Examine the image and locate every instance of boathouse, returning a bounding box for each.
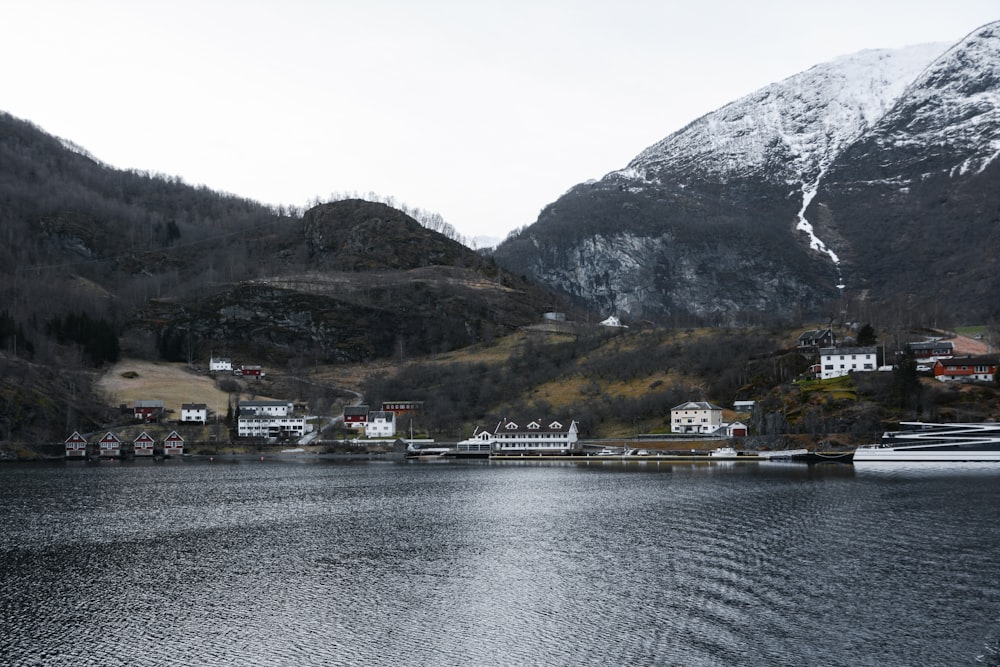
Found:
[99,432,122,458]
[163,431,184,457]
[65,431,88,458]
[134,431,155,456]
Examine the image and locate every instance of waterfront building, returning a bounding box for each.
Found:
[671,401,724,434]
[487,418,581,454]
[64,431,87,458]
[99,432,122,458]
[163,431,184,457]
[134,431,155,456]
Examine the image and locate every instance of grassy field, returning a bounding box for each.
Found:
[96,359,276,420]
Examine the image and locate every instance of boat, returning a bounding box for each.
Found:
[710,446,740,458]
[854,422,1000,462]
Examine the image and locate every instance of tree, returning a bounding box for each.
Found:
[857,323,877,346]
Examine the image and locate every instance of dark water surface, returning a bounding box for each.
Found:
[1,458,999,666]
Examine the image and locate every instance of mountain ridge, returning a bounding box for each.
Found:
[492,22,1000,325]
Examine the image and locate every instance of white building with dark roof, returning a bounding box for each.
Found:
[487,418,580,454]
[671,401,724,434]
[819,347,877,379]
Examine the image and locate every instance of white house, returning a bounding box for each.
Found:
[819,346,877,379]
[180,403,208,424]
[671,402,724,434]
[365,411,396,438]
[488,418,581,454]
[209,356,233,372]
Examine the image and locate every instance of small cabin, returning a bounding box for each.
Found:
[163,431,184,457]
[99,432,122,458]
[134,431,155,457]
[65,431,88,458]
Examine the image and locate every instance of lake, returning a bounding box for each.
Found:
[1,458,999,666]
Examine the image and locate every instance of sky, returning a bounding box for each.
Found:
[2,1,997,244]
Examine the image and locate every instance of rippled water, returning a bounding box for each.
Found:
[2,458,999,666]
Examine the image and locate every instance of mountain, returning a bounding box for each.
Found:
[0,114,567,442]
[492,22,1000,326]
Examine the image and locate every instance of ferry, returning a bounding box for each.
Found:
[854,422,1000,462]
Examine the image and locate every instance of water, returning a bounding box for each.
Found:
[1,458,999,666]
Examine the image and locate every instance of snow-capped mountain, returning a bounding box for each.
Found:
[493,21,1000,325]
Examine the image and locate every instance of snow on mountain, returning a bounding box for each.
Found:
[863,21,1000,177]
[622,43,948,186]
[494,23,1000,323]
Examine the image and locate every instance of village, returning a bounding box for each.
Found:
[60,328,1000,460]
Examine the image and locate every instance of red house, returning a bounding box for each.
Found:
[134,431,155,457]
[235,365,265,378]
[344,405,369,430]
[65,431,88,458]
[133,400,164,422]
[99,432,122,458]
[381,401,422,416]
[933,356,999,383]
[163,431,184,457]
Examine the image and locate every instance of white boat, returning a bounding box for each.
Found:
[710,446,740,458]
[854,422,1000,462]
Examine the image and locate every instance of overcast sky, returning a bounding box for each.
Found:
[2,1,997,242]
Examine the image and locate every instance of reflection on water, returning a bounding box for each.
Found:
[1,459,998,666]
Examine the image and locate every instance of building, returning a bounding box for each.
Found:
[381,401,422,417]
[239,400,293,417]
[933,356,999,383]
[98,432,122,458]
[797,328,836,351]
[671,402,724,434]
[907,340,954,363]
[237,415,307,439]
[728,421,748,437]
[180,403,208,424]
[235,365,265,378]
[163,431,184,457]
[209,356,233,372]
[133,399,164,422]
[365,411,396,438]
[733,400,755,415]
[819,347,878,379]
[488,418,581,454]
[134,431,155,457]
[343,405,369,430]
[64,431,87,458]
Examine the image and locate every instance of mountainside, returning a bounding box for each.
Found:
[0,115,566,442]
[493,22,1000,325]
